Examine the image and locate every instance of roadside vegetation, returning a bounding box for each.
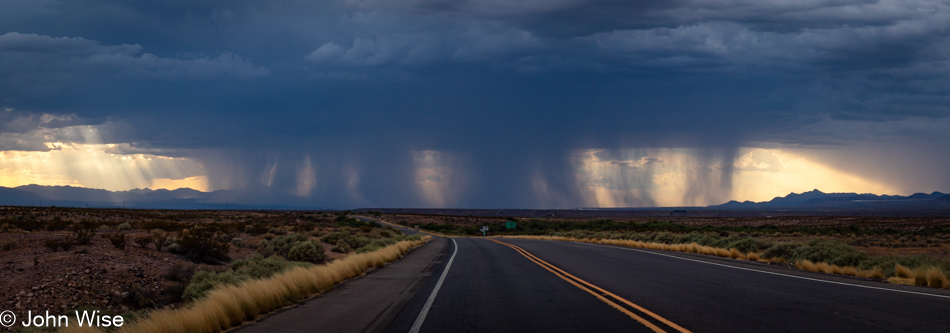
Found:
[395,215,950,290]
[61,237,428,333]
[0,207,424,331]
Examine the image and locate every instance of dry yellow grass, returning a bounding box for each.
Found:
[792,259,887,279]
[924,267,948,289]
[61,237,429,333]
[501,236,760,262]
[895,264,914,279]
[796,260,819,272]
[747,252,761,262]
[887,276,915,285]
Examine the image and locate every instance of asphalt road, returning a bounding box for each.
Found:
[236,217,950,332]
[388,237,950,333]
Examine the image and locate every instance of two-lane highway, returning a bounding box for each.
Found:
[388,237,650,333]
[390,236,950,332]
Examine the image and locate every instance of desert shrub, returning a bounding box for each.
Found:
[726,238,758,254]
[103,232,127,250]
[332,240,353,253]
[346,236,371,249]
[320,231,350,244]
[792,239,868,267]
[260,233,326,263]
[150,230,167,251]
[260,233,307,256]
[46,217,71,231]
[70,221,98,245]
[245,223,269,235]
[175,224,231,264]
[134,236,152,248]
[754,238,774,250]
[158,263,192,305]
[673,232,705,244]
[0,238,16,251]
[652,232,676,244]
[762,242,800,260]
[43,237,74,252]
[367,228,393,239]
[287,242,326,263]
[231,237,245,248]
[117,222,132,231]
[167,243,181,253]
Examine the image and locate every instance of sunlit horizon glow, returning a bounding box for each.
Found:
[571,148,901,208]
[0,142,210,192]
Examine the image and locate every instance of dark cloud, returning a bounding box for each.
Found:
[0,0,948,207]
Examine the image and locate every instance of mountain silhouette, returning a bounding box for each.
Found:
[0,184,318,209]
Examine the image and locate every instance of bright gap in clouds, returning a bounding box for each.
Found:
[571,148,899,208]
[0,143,210,192]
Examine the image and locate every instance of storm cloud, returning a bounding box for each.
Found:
[1,0,948,208]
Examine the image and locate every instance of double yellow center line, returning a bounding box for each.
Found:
[487,239,691,333]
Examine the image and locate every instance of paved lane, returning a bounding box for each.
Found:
[501,238,950,332]
[389,237,650,333]
[389,237,950,333]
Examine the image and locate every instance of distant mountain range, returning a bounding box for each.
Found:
[2,185,949,211]
[0,184,317,210]
[711,189,950,209]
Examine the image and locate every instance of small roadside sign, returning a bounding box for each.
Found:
[480,226,489,236]
[505,221,516,229]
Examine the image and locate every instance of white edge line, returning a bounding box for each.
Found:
[559,240,950,300]
[409,238,458,333]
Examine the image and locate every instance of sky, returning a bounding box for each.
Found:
[1,0,949,208]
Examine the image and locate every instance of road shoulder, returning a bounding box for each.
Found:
[233,237,450,333]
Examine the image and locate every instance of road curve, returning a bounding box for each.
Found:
[388,237,950,333]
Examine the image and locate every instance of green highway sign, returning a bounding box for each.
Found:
[505,221,516,229]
